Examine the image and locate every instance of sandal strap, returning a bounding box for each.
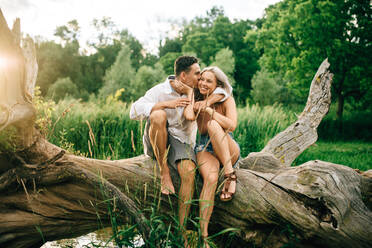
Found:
[224,171,237,181]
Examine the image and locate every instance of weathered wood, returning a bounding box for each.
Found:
[261,59,333,166]
[0,10,371,248]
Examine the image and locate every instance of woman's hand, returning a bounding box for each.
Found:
[205,106,214,117]
[171,79,193,95]
[193,100,208,112]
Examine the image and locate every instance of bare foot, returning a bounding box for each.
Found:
[161,172,175,195]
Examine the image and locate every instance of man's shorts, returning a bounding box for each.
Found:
[143,120,197,173]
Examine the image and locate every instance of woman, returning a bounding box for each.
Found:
[184,66,240,246]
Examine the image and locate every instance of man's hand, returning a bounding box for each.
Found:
[165,98,190,109]
[172,79,193,95]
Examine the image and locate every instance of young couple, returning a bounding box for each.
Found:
[130,56,240,247]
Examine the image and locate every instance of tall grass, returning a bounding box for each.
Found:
[235,103,296,156]
[48,100,371,170]
[49,101,298,159]
[49,99,144,159]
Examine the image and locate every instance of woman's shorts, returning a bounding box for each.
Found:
[194,132,241,169]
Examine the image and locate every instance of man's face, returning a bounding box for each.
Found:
[183,63,201,88]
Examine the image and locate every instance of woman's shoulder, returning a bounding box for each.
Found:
[223,96,235,105]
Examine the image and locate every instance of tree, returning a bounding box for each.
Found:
[155,7,261,104]
[250,69,281,106]
[35,41,65,95]
[46,77,79,102]
[118,29,145,71]
[158,37,183,58]
[254,0,372,121]
[210,48,236,86]
[54,19,80,45]
[158,52,182,75]
[130,63,166,100]
[98,44,135,100]
[182,31,223,65]
[35,40,82,96]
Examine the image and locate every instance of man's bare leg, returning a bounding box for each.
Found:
[197,151,219,248]
[177,159,196,247]
[149,110,175,195]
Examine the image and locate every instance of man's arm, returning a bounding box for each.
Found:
[129,89,157,120]
[130,83,191,120]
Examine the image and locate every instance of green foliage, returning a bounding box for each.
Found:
[293,141,372,171]
[36,41,68,95]
[250,69,282,106]
[158,52,182,75]
[130,63,166,100]
[46,77,79,102]
[235,104,297,156]
[34,86,56,136]
[54,19,80,44]
[182,31,223,65]
[158,38,183,58]
[210,48,235,86]
[49,99,143,160]
[99,45,135,100]
[254,0,372,119]
[0,126,17,152]
[79,42,122,95]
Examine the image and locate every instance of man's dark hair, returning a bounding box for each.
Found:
[174,56,198,76]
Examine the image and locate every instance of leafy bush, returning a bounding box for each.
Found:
[46,77,78,102]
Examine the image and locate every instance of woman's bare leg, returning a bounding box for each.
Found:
[207,120,239,200]
[197,151,220,248]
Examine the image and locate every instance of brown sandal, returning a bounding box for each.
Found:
[220,171,237,202]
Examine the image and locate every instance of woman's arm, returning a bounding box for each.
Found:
[183,88,196,121]
[205,97,237,132]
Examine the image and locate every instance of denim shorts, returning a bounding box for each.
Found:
[194,132,241,169]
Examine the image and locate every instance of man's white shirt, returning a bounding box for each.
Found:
[130,76,229,148]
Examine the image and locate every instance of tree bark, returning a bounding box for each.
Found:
[0,10,371,248]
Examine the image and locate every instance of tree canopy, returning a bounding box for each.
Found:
[31,3,371,122]
[252,0,372,119]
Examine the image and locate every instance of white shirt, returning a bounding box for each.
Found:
[130,76,229,147]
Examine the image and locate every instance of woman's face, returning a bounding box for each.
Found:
[198,71,217,96]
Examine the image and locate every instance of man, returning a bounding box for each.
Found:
[129,56,228,237]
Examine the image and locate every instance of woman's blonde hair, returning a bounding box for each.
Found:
[201,66,233,95]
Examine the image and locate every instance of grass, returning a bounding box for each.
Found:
[293,141,372,171]
[46,99,371,170]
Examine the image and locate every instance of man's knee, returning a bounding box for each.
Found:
[204,172,218,185]
[150,110,167,127]
[178,160,196,182]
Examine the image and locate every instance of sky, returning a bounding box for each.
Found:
[1,0,281,53]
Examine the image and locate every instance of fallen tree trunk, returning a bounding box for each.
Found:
[0,10,371,248]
